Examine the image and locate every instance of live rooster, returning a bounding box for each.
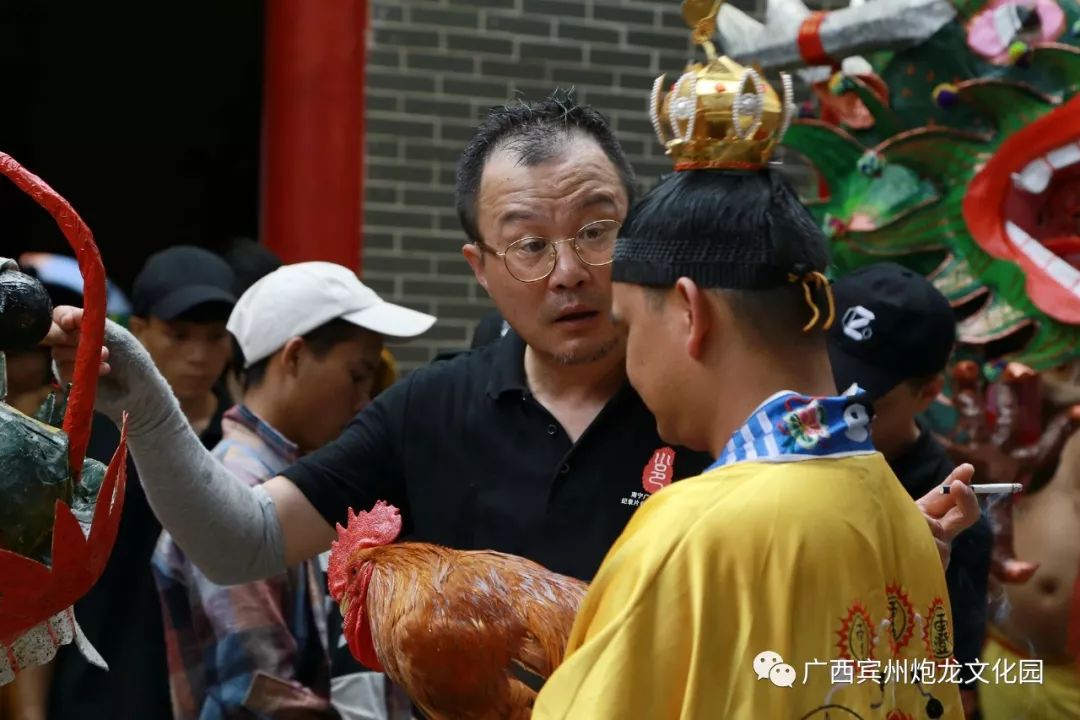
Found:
[327,501,587,720]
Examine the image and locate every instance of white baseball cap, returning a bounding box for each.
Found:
[227,261,437,367]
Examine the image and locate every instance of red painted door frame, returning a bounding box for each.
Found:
[260,0,367,272]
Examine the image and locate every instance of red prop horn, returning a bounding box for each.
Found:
[0,151,128,647]
[0,152,104,482]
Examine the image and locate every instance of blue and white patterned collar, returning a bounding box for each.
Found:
[708,389,876,470]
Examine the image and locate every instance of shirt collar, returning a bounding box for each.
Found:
[709,389,876,470]
[485,330,529,398]
[223,404,299,464]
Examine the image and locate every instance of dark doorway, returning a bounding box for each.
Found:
[0,1,265,294]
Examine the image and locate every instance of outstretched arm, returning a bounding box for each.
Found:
[45,306,334,582]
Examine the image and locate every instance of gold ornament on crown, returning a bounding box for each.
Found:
[650,0,795,171]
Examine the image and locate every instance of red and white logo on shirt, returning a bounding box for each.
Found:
[642,446,675,493]
[621,447,676,508]
[639,444,673,496]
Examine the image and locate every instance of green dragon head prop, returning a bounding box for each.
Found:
[0,153,130,685]
[719,0,1080,371]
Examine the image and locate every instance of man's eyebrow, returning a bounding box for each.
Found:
[497,209,536,227]
[495,193,616,231]
[579,193,617,210]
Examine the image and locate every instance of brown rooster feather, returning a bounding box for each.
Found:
[327,501,587,720]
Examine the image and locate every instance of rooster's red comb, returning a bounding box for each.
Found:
[327,501,402,601]
[333,500,403,548]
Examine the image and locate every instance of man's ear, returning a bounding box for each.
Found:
[674,277,711,360]
[279,337,306,378]
[462,243,489,294]
[915,374,945,412]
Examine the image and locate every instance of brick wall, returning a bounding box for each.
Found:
[363,0,842,371]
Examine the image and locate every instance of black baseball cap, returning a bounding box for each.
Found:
[132,246,237,320]
[827,262,957,401]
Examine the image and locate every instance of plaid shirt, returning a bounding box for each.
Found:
[153,405,338,719]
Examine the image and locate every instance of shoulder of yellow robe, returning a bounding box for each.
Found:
[598,453,920,577]
[534,455,963,720]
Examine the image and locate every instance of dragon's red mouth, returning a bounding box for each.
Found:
[964,93,1080,324]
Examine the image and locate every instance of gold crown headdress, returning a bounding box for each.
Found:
[650,0,796,171]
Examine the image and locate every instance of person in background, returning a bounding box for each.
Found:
[217,237,283,403]
[17,252,132,323]
[220,236,285,295]
[826,262,993,717]
[125,246,236,438]
[322,326,414,720]
[221,237,413,718]
[152,261,434,720]
[47,246,237,720]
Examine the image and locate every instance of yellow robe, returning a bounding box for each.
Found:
[534,454,963,719]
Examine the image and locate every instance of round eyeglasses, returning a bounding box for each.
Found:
[479,219,620,283]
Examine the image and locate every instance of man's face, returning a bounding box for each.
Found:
[289,328,383,453]
[612,282,689,446]
[131,315,231,402]
[463,135,629,365]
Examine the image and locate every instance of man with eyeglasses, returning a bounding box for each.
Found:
[44,89,712,594]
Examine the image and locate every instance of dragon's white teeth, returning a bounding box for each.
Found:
[1005,222,1080,297]
[1045,143,1080,170]
[1024,238,1055,269]
[1012,158,1053,194]
[1047,257,1080,292]
[1011,143,1080,194]
[1005,220,1033,248]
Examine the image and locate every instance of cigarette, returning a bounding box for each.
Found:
[940,483,1023,495]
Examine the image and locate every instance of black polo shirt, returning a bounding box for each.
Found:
[283,331,712,581]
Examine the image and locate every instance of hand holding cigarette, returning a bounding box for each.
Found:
[916,464,981,571]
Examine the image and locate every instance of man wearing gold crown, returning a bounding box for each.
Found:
[533,4,971,718]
